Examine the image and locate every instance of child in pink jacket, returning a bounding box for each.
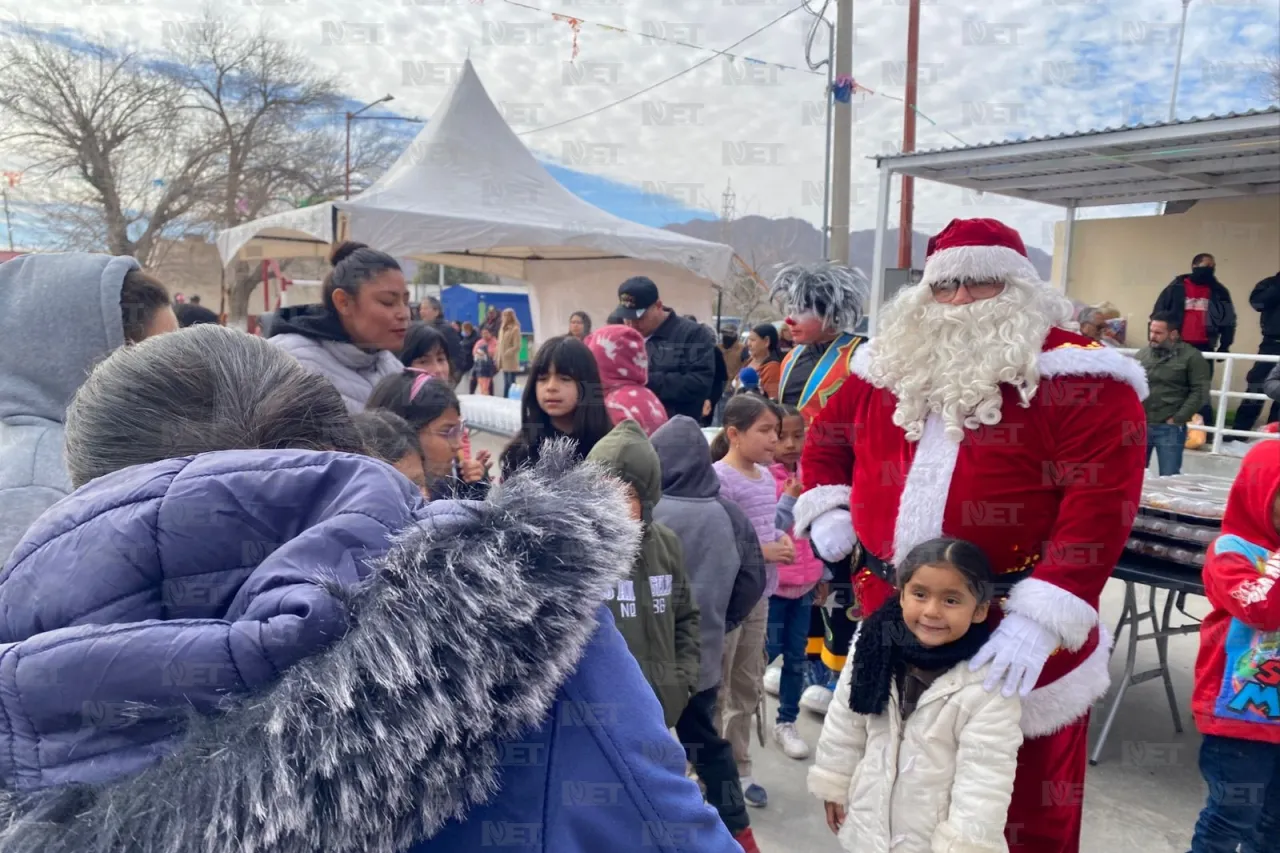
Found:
[585,325,669,436]
[766,404,827,761]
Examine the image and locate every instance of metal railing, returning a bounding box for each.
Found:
[1117,348,1279,454]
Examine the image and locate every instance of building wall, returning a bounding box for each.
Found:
[145,237,329,314]
[1052,195,1280,394]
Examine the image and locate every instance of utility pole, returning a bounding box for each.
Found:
[717,180,736,333]
[801,1,835,259]
[829,0,853,264]
[896,0,921,269]
[1161,0,1193,214]
[345,94,395,199]
[1169,0,1193,122]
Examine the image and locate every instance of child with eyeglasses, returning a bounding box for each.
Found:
[368,370,491,500]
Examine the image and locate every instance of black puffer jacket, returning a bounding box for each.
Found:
[645,309,718,421]
[1250,273,1280,339]
[1152,274,1237,351]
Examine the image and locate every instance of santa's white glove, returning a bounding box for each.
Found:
[809,509,855,562]
[969,613,1058,698]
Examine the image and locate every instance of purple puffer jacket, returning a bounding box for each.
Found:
[0,445,739,853]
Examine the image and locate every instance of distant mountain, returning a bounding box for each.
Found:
[662,215,1052,280]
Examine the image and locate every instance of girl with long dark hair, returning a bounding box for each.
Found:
[499,335,614,478]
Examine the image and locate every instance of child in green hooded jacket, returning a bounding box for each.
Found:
[587,419,700,727]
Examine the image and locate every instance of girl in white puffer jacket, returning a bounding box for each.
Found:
[808,538,1023,853]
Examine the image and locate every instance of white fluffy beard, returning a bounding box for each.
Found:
[866,277,1074,443]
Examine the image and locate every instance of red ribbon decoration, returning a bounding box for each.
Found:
[552,13,582,59]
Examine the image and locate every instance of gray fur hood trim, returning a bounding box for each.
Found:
[0,440,640,853]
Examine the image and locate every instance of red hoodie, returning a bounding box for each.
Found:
[585,326,669,437]
[1193,440,1280,742]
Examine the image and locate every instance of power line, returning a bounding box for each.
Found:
[516,3,807,136]
[502,0,823,76]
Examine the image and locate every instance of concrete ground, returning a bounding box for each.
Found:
[746,577,1210,853]
[470,429,1213,852]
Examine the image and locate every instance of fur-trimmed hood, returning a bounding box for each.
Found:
[0,441,652,853]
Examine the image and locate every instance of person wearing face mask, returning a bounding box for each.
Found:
[1153,252,1237,424]
[1137,311,1211,476]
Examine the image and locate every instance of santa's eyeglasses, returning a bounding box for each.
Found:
[928,279,1004,302]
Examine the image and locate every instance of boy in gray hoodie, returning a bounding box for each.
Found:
[0,253,175,564]
[651,415,766,851]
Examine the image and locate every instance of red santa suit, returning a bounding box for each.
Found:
[794,220,1148,853]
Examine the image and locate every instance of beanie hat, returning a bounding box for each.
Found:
[738,366,760,388]
[919,218,1041,290]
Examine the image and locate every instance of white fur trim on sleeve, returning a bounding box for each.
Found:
[1037,344,1149,401]
[793,485,851,538]
[1004,578,1098,652]
[1019,624,1113,738]
[919,244,1040,290]
[850,342,874,381]
[807,765,852,806]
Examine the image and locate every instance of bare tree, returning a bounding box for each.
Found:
[0,28,220,263]
[1265,54,1280,105]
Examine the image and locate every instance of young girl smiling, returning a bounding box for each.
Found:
[810,537,1022,853]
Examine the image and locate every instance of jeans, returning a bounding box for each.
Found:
[1190,734,1280,853]
[765,591,814,725]
[1146,422,1187,476]
[1231,338,1280,436]
[502,371,519,398]
[676,686,749,835]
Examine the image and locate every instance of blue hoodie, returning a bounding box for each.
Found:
[0,443,738,853]
[0,252,136,565]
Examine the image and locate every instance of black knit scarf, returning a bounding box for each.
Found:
[849,597,992,716]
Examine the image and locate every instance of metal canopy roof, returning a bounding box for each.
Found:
[872,108,1280,208]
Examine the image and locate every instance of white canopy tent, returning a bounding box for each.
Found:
[216,60,734,341]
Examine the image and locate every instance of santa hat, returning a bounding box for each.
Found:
[919,218,1041,289]
[769,261,869,332]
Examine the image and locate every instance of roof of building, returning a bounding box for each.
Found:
[873,108,1280,208]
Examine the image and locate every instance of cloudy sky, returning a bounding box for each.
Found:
[2,0,1277,251]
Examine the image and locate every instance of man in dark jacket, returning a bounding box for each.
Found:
[1137,311,1211,476]
[1230,271,1280,438]
[615,276,717,421]
[1152,253,1235,423]
[419,296,463,374]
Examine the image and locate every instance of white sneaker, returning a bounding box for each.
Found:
[773,721,811,760]
[799,684,834,716]
[763,665,781,697]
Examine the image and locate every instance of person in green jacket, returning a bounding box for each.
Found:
[587,419,701,727]
[1137,311,1212,476]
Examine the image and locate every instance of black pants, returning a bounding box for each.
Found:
[816,554,857,672]
[1231,337,1280,436]
[675,686,748,835]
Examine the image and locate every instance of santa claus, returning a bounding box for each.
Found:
[794,218,1147,852]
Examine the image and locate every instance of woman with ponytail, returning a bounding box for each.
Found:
[266,241,410,411]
